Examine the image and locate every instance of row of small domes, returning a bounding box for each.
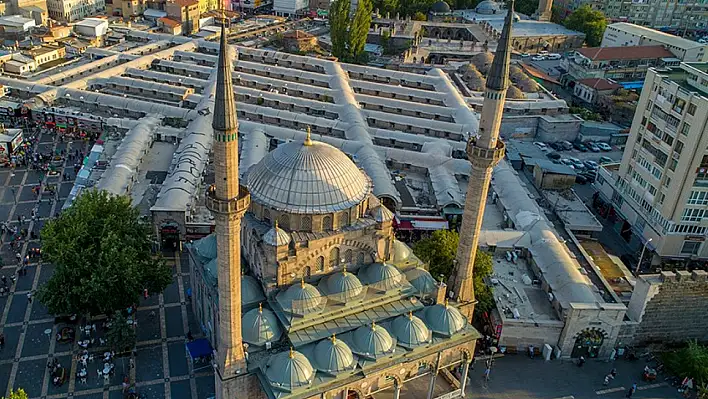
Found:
[261,302,466,390]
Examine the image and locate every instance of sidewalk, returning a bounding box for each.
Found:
[465,355,683,399]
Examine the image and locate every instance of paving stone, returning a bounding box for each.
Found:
[14,358,47,398]
[138,381,165,399]
[136,310,161,342]
[167,342,188,378]
[135,345,163,383]
[195,374,215,399]
[21,321,53,357]
[45,354,72,397]
[163,281,180,305]
[170,380,192,399]
[164,307,184,339]
[6,293,29,324]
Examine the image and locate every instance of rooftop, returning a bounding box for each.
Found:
[487,19,585,37]
[607,22,706,51]
[75,18,108,27]
[575,45,674,61]
[489,256,558,321]
[576,78,622,91]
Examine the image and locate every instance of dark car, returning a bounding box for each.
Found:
[587,142,601,152]
[581,171,597,183]
[550,142,563,151]
[547,152,562,160]
[584,160,599,170]
[560,140,574,150]
[573,142,588,152]
[575,174,588,184]
[599,156,614,164]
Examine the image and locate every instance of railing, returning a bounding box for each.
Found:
[467,139,505,164]
[205,185,250,214]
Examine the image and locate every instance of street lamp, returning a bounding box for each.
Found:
[635,238,653,275]
[484,347,498,382]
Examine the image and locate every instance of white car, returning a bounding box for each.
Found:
[532,55,546,61]
[521,53,531,58]
[533,142,549,151]
[547,53,562,60]
[597,142,612,151]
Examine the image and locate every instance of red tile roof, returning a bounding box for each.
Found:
[576,45,674,61]
[169,0,198,7]
[158,17,181,28]
[577,78,622,91]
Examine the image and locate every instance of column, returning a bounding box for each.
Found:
[426,370,438,399]
[459,361,471,396]
[393,380,401,399]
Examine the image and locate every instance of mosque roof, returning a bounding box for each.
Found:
[246,135,372,215]
[358,262,403,290]
[370,205,394,223]
[431,0,451,13]
[423,301,466,337]
[404,267,438,295]
[351,322,395,357]
[475,0,500,14]
[193,234,217,260]
[265,348,314,390]
[312,335,355,373]
[263,223,291,246]
[242,305,283,345]
[279,280,324,314]
[391,312,431,348]
[323,268,364,301]
[241,275,266,307]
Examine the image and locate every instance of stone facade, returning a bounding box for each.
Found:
[628,270,708,345]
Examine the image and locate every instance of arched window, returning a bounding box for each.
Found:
[304,266,311,278]
[301,216,312,231]
[344,249,353,263]
[329,247,340,268]
[279,214,290,230]
[322,215,333,230]
[263,209,271,224]
[316,256,325,271]
[357,252,365,265]
[339,212,349,227]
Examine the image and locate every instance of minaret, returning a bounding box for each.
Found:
[205,18,251,398]
[449,0,513,320]
[533,0,552,21]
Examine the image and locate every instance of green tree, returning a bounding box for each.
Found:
[106,313,137,353]
[329,0,351,60]
[374,0,399,16]
[515,0,539,16]
[563,4,607,46]
[412,11,427,20]
[37,190,173,317]
[662,340,708,386]
[550,5,564,23]
[412,230,495,316]
[349,0,374,63]
[3,389,28,399]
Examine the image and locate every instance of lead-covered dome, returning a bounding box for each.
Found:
[242,305,283,345]
[359,262,403,290]
[193,234,217,260]
[280,280,323,314]
[431,0,451,13]
[241,275,266,306]
[370,205,394,223]
[405,268,438,295]
[266,348,314,389]
[351,322,394,356]
[423,301,466,337]
[313,335,355,373]
[263,224,291,246]
[392,312,431,348]
[325,268,364,300]
[475,0,500,14]
[246,138,372,214]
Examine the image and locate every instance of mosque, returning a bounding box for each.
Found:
[187,2,518,398]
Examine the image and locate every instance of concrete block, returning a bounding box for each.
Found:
[692,270,708,282]
[542,344,552,361]
[676,270,691,281]
[660,271,676,282]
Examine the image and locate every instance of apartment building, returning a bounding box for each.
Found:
[602,23,708,62]
[164,0,199,34]
[595,62,708,265]
[46,0,105,22]
[561,45,678,88]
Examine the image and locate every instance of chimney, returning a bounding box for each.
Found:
[435,281,447,304]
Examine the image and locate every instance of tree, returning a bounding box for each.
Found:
[349,0,374,63]
[106,313,136,353]
[550,5,564,23]
[374,0,398,16]
[329,0,351,60]
[563,5,607,46]
[412,230,496,316]
[412,11,427,20]
[662,341,708,386]
[3,389,28,399]
[37,190,173,317]
[515,0,539,16]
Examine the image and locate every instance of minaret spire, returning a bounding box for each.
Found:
[448,0,512,320]
[207,12,252,399]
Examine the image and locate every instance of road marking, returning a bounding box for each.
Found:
[638,382,668,390]
[596,387,625,395]
[554,396,575,399]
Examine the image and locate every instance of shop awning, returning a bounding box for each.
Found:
[394,216,448,231]
[186,339,212,359]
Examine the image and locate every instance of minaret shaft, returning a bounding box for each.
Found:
[450,1,514,320]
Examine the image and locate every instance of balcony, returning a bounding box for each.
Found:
[205,185,250,215]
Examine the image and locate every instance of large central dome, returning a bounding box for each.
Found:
[246,138,372,214]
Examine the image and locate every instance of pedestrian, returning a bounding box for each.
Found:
[143,288,148,299]
[26,291,32,303]
[626,383,637,398]
[611,368,617,378]
[2,275,7,286]
[604,375,611,386]
[0,333,5,348]
[577,356,586,367]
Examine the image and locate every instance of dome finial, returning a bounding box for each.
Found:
[371,320,376,329]
[289,347,295,359]
[258,302,263,312]
[331,333,336,343]
[408,311,413,320]
[304,126,313,146]
[342,265,347,275]
[300,277,305,288]
[444,298,449,307]
[274,219,279,229]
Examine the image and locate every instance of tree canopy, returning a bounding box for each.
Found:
[663,340,708,387]
[563,5,607,46]
[106,312,137,353]
[3,389,28,399]
[412,230,495,316]
[514,0,539,16]
[349,0,374,63]
[329,0,351,60]
[37,190,172,316]
[329,0,373,63]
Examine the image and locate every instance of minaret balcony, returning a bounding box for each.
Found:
[467,140,505,169]
[205,185,251,215]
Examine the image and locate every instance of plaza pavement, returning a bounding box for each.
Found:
[0,130,215,399]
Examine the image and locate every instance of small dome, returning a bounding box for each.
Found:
[246,137,372,215]
[431,0,451,13]
[313,335,355,373]
[325,268,364,300]
[352,322,394,356]
[193,234,217,260]
[392,313,431,348]
[241,275,266,306]
[405,268,438,295]
[423,302,466,337]
[281,280,323,314]
[391,240,412,262]
[475,0,500,14]
[266,348,314,389]
[263,224,291,246]
[370,205,394,223]
[359,263,403,290]
[242,305,283,345]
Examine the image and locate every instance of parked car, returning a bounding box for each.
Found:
[549,142,563,151]
[569,157,585,170]
[533,141,549,151]
[532,55,546,61]
[559,140,573,150]
[547,152,562,160]
[586,142,601,152]
[547,53,562,60]
[575,174,588,184]
[597,142,613,151]
[573,142,588,152]
[584,160,599,170]
[599,156,614,164]
[521,53,531,58]
[561,158,574,166]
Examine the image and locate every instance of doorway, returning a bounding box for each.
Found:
[571,328,605,358]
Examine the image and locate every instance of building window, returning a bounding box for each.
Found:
[339,212,349,227]
[681,208,705,222]
[356,252,365,265]
[688,103,697,116]
[316,256,325,271]
[322,215,332,230]
[687,190,708,205]
[263,209,271,224]
[680,240,702,255]
[344,249,353,263]
[680,122,691,136]
[675,141,684,155]
[279,214,290,230]
[304,266,311,278]
[301,216,311,230]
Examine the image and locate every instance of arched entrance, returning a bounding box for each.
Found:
[571,328,606,358]
[160,222,180,250]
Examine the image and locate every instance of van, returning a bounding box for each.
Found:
[539,50,549,55]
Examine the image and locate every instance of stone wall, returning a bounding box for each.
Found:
[498,319,564,351]
[631,270,708,345]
